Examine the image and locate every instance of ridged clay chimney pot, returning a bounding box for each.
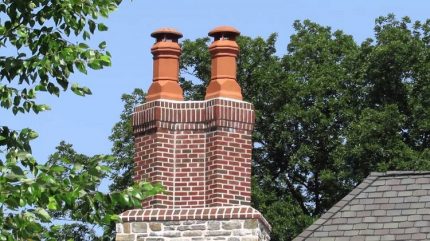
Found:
[205,26,243,100]
[146,27,184,101]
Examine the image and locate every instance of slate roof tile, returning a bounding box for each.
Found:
[293,171,430,241]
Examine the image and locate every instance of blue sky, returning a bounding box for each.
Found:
[2,0,430,162]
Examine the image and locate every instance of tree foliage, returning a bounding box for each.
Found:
[181,15,430,240]
[0,1,162,240]
[107,14,430,241]
[108,89,146,193]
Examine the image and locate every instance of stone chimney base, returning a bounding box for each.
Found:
[116,206,271,241]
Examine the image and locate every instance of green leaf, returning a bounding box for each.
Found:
[21,128,39,140]
[71,83,84,96]
[88,20,96,34]
[13,96,21,106]
[35,84,47,91]
[19,198,26,207]
[110,214,120,222]
[82,87,92,95]
[73,163,83,171]
[83,31,90,40]
[50,165,65,173]
[75,61,87,74]
[78,189,87,198]
[50,225,62,232]
[100,55,111,66]
[47,83,60,96]
[11,165,24,176]
[35,208,51,222]
[33,104,51,113]
[21,178,35,184]
[17,151,33,159]
[57,77,69,90]
[88,60,101,70]
[23,101,31,112]
[98,41,107,49]
[12,106,19,115]
[120,194,130,205]
[79,43,89,49]
[47,197,58,210]
[97,23,108,31]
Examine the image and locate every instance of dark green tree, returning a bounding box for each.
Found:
[180,16,430,240]
[337,15,430,182]
[108,15,430,241]
[109,88,146,192]
[104,88,147,238]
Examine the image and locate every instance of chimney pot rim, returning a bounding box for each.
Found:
[151,27,183,39]
[208,26,240,37]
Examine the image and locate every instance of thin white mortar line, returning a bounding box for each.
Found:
[204,127,207,207]
[173,123,178,209]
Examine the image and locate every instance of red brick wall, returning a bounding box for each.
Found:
[206,129,252,206]
[133,98,254,208]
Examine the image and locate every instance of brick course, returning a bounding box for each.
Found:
[133,98,254,208]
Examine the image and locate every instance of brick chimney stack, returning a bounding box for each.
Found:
[116,26,270,241]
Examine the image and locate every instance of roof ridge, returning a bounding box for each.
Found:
[376,170,430,177]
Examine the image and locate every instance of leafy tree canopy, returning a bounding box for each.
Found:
[0,1,162,240]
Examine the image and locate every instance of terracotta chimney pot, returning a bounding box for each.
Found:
[205,26,243,100]
[146,28,184,101]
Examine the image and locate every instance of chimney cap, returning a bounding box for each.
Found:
[208,26,240,38]
[151,27,183,39]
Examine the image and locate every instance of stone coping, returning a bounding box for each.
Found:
[120,205,271,231]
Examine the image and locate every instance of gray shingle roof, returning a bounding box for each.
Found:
[293,171,430,241]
